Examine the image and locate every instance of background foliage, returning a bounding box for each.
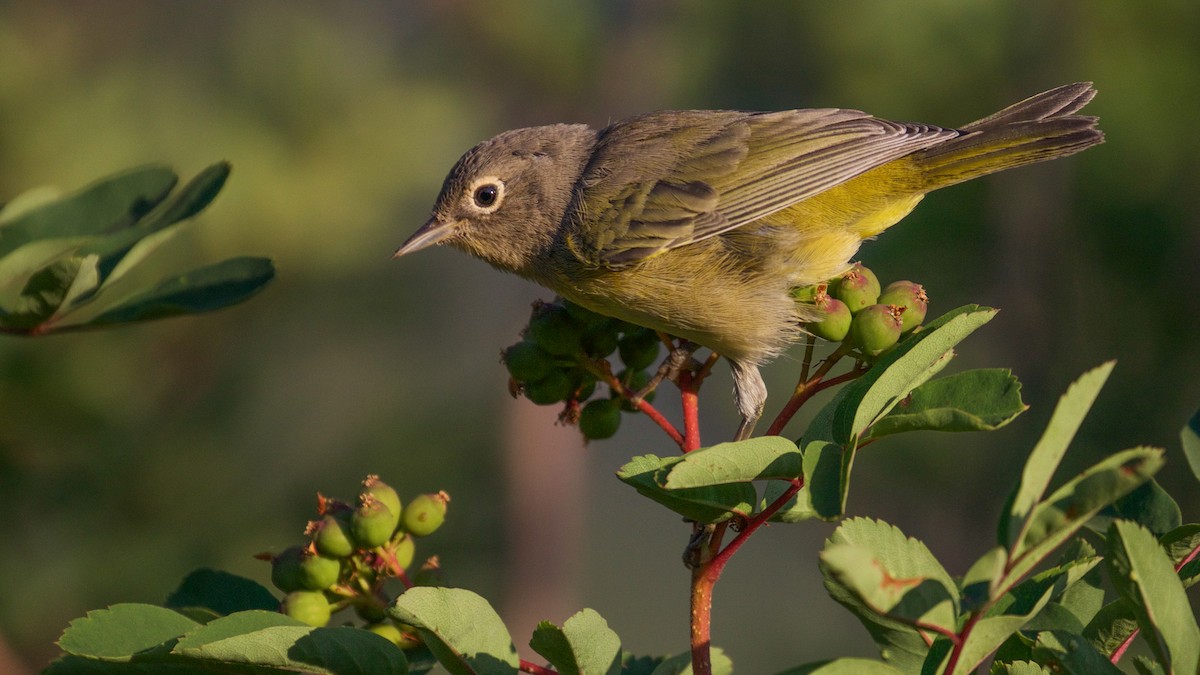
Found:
[1,2,1198,672]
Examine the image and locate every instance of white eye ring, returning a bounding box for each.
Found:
[467,177,505,214]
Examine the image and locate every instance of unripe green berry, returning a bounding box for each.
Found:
[618,328,661,371]
[849,304,904,356]
[581,326,619,359]
[503,340,555,383]
[362,475,402,533]
[809,294,852,342]
[833,264,881,314]
[270,545,307,593]
[562,299,612,330]
[389,533,416,571]
[355,600,388,624]
[282,590,331,627]
[579,398,622,440]
[350,495,395,549]
[523,369,573,405]
[790,283,825,303]
[527,304,584,356]
[366,621,405,645]
[615,369,656,412]
[310,511,354,558]
[402,492,449,537]
[298,551,341,591]
[570,370,598,401]
[877,281,928,333]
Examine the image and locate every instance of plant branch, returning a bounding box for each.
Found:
[581,356,685,449]
[765,346,856,436]
[679,369,702,452]
[520,659,557,675]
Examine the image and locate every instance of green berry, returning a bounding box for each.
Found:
[618,329,661,371]
[366,621,405,645]
[877,281,928,333]
[563,299,612,329]
[402,492,449,537]
[523,369,573,405]
[581,326,619,359]
[570,369,598,401]
[833,264,881,313]
[270,545,307,593]
[298,551,341,591]
[579,398,622,440]
[615,369,655,412]
[809,294,852,342]
[503,340,555,383]
[362,475,402,533]
[790,283,825,303]
[282,590,331,627]
[355,600,387,624]
[350,495,395,549]
[528,304,584,356]
[390,533,416,571]
[849,304,904,356]
[310,511,354,558]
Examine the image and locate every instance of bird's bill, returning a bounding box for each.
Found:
[393,216,460,258]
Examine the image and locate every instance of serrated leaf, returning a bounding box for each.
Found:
[820,543,957,633]
[947,587,1054,675]
[1003,362,1115,552]
[991,553,1102,633]
[388,587,518,674]
[774,657,904,674]
[529,608,621,675]
[663,437,801,488]
[1001,447,1164,590]
[832,305,995,444]
[164,568,280,617]
[863,368,1026,441]
[56,603,200,660]
[1090,478,1181,536]
[172,614,408,674]
[1106,520,1200,673]
[647,648,731,675]
[1031,630,1123,675]
[1182,407,1200,484]
[821,519,957,672]
[0,165,177,258]
[82,256,274,327]
[1161,524,1200,589]
[989,661,1053,675]
[617,454,754,524]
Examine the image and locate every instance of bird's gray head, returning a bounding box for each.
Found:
[395,123,597,275]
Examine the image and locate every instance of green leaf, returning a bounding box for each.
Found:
[1132,656,1168,675]
[0,165,177,257]
[1030,630,1123,675]
[164,568,280,617]
[1002,362,1115,553]
[988,661,1053,675]
[991,550,1102,633]
[1001,447,1164,591]
[832,304,996,444]
[82,257,274,327]
[663,437,802,488]
[617,454,755,524]
[1161,524,1200,589]
[1182,407,1200,484]
[172,612,408,674]
[1106,520,1200,673]
[1,256,87,331]
[529,608,621,675]
[947,587,1054,675]
[1090,478,1181,536]
[646,648,731,675]
[863,368,1026,441]
[774,657,904,674]
[820,543,957,632]
[960,547,1008,612]
[388,587,519,674]
[56,603,200,660]
[821,518,957,672]
[801,439,848,520]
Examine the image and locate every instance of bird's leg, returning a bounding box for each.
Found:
[682,521,716,569]
[729,360,766,441]
[636,340,699,400]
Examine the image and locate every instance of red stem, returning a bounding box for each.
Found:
[690,478,804,674]
[520,659,557,675]
[680,370,702,452]
[765,352,857,436]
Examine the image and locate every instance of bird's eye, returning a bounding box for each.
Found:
[466,177,505,213]
[473,184,498,207]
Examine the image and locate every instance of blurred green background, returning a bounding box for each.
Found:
[1,1,1198,672]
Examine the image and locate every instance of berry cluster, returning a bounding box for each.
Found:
[261,475,448,648]
[503,299,660,441]
[800,263,929,357]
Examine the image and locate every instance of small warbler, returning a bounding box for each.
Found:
[396,83,1102,438]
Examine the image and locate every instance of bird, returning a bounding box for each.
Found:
[395,83,1103,439]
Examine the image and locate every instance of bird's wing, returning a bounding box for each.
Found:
[569,108,958,267]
